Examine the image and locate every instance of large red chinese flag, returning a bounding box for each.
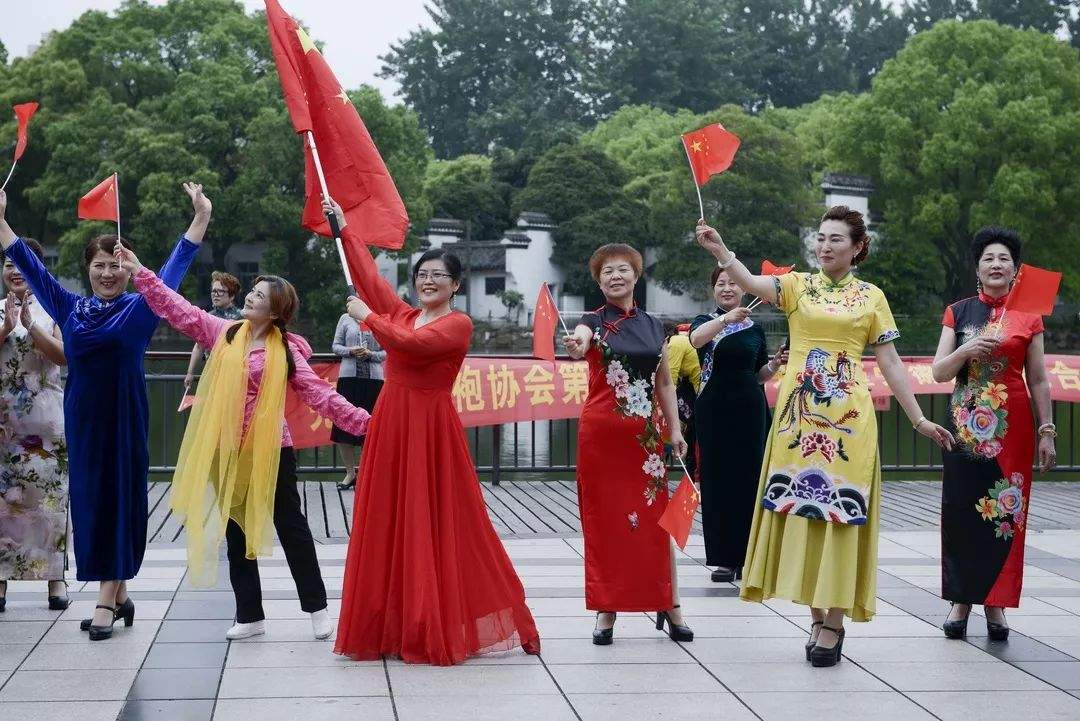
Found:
[12,102,39,161]
[77,174,119,222]
[658,475,700,550]
[264,0,408,251]
[681,123,741,187]
[1004,264,1062,316]
[532,283,559,362]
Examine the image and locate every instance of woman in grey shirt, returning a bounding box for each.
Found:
[331,313,385,489]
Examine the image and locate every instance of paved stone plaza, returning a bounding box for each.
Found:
[2,484,1080,721]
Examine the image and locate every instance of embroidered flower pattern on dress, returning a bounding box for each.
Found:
[777,348,859,465]
[594,333,667,505]
[952,318,1010,459]
[975,472,1026,540]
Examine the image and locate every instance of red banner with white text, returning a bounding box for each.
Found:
[285,355,1080,448]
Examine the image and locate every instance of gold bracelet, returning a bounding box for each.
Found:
[913,416,928,430]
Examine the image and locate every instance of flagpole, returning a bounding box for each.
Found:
[682,140,705,220]
[305,130,357,295]
[0,161,16,192]
[114,172,121,241]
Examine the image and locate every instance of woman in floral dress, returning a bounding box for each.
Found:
[563,243,691,645]
[696,207,953,667]
[0,238,70,612]
[932,227,1056,641]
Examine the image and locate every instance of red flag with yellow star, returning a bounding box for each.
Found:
[681,124,741,187]
[264,0,407,250]
[658,474,700,550]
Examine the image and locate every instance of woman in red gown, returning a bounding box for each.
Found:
[327,200,540,665]
[563,244,691,645]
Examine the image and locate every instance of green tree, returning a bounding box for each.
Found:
[513,143,627,223]
[0,0,432,341]
[582,104,815,298]
[836,20,1080,307]
[423,154,510,240]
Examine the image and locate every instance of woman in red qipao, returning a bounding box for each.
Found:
[563,244,691,646]
[326,199,540,665]
[932,227,1057,642]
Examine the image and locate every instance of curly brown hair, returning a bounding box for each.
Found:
[820,205,870,265]
[211,270,241,297]
[588,243,643,282]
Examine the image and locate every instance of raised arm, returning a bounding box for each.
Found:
[0,192,79,324]
[156,183,212,291]
[695,221,777,304]
[324,197,409,319]
[289,349,370,437]
[122,242,228,349]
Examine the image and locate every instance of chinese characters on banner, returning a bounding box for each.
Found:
[285,355,1080,449]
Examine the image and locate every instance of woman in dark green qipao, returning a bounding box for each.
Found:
[690,267,784,582]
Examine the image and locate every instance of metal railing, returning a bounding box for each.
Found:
[142,351,1080,482]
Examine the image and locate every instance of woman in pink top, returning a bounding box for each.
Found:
[116,244,368,641]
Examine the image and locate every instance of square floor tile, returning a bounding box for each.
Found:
[21,641,150,670]
[967,634,1076,662]
[155,620,232,643]
[142,642,228,669]
[547,663,722,694]
[394,693,576,721]
[568,692,756,721]
[0,620,52,644]
[162,600,235,620]
[213,697,395,721]
[0,701,123,721]
[217,666,388,698]
[0,668,138,701]
[909,690,1080,721]
[1041,637,1080,659]
[704,660,889,692]
[742,691,934,720]
[0,643,32,670]
[225,641,373,668]
[688,616,807,638]
[118,699,214,721]
[861,661,1054,691]
[1009,616,1080,637]
[841,637,998,663]
[1014,661,1080,690]
[536,637,696,664]
[128,668,221,700]
[534,614,660,639]
[390,664,558,696]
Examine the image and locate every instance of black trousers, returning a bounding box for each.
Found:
[225,448,327,623]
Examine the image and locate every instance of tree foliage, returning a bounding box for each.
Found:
[423,154,510,240]
[835,20,1080,308]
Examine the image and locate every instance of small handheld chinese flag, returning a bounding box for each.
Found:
[681,123,741,187]
[78,174,119,223]
[1004,264,1061,316]
[12,102,39,162]
[532,283,559,362]
[761,259,794,276]
[177,394,197,413]
[658,474,700,550]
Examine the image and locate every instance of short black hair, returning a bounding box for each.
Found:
[971,226,1022,266]
[412,248,463,283]
[1,237,45,264]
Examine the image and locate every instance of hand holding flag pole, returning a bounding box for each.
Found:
[658,451,701,550]
[532,282,571,362]
[745,260,794,311]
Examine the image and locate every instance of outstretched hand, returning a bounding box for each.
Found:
[113,240,143,275]
[19,292,34,330]
[695,219,724,258]
[346,295,371,322]
[183,182,212,217]
[2,293,15,334]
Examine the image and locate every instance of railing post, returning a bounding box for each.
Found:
[492,424,502,486]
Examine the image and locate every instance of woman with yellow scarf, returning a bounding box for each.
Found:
[116,245,369,641]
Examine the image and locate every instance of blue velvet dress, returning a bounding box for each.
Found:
[6,236,198,580]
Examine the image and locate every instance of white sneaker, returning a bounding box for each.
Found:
[225,620,265,640]
[311,609,333,639]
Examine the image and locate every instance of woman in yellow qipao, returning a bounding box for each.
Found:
[695,206,954,667]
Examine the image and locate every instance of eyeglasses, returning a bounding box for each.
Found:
[210,289,230,295]
[415,271,452,282]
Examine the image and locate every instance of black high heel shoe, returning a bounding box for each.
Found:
[48,581,70,611]
[986,608,1009,641]
[592,611,616,646]
[81,597,134,631]
[88,604,118,641]
[805,621,823,661]
[337,473,357,491]
[809,625,845,667]
[656,604,694,642]
[710,566,742,583]
[943,602,970,639]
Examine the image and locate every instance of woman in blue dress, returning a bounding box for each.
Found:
[0,183,210,639]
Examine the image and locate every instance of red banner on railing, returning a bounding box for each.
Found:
[285,354,1080,448]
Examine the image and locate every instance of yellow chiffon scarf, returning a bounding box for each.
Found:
[169,321,287,587]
